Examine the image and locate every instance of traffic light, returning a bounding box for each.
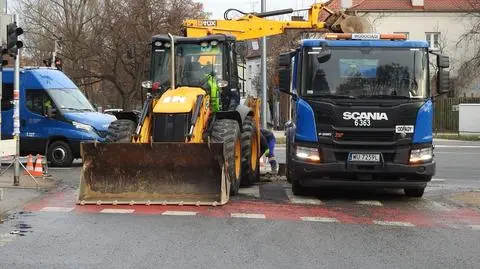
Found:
[54,57,62,71]
[6,22,23,56]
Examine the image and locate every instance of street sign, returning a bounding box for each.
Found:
[0,14,12,44]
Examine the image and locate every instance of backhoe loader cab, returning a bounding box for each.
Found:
[147,34,240,113]
[77,34,261,206]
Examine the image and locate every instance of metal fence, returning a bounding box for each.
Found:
[434,97,480,133]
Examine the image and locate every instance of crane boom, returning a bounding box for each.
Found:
[183,3,371,41]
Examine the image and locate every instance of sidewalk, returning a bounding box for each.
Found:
[0,165,56,220]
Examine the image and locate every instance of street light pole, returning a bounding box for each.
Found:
[261,0,267,128]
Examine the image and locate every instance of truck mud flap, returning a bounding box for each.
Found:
[78,142,229,206]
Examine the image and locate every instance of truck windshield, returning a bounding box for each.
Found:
[301,47,429,99]
[46,88,95,112]
[151,42,224,89]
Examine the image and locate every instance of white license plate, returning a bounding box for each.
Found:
[349,153,381,162]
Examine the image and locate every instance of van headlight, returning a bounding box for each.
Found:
[409,146,433,164]
[73,121,93,132]
[295,146,321,162]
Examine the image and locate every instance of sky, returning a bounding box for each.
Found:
[196,0,329,19]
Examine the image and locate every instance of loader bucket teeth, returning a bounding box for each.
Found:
[78,142,230,206]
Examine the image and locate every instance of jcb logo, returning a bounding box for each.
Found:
[163,96,186,104]
[201,20,217,27]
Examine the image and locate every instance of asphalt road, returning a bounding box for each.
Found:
[0,139,478,269]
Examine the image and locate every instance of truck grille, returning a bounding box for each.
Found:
[153,113,190,142]
[338,130,395,142]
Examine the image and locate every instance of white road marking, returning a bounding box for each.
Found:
[435,145,480,149]
[356,200,383,206]
[238,185,260,198]
[468,225,480,231]
[300,217,338,223]
[285,188,323,205]
[100,209,135,214]
[40,207,74,212]
[422,201,452,212]
[373,220,415,227]
[161,211,197,216]
[230,213,266,219]
[431,178,446,182]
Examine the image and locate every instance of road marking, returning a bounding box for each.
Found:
[285,188,323,205]
[230,213,266,219]
[356,200,383,206]
[40,207,74,212]
[48,167,73,170]
[373,220,415,227]
[161,211,197,216]
[100,209,135,214]
[468,225,480,231]
[431,178,446,182]
[300,217,338,223]
[435,145,480,149]
[238,185,260,198]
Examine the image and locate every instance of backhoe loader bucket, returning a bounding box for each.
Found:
[78,142,229,206]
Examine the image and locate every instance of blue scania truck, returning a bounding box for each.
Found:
[278,33,450,197]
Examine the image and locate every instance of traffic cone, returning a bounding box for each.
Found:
[31,155,44,177]
[24,155,35,175]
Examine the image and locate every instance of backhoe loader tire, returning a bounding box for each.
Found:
[105,119,136,143]
[211,119,242,196]
[240,116,260,186]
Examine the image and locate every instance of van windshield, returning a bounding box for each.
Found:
[46,88,95,112]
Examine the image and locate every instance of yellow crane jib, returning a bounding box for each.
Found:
[183,3,372,41]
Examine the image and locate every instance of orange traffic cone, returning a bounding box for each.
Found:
[31,155,44,177]
[24,155,35,175]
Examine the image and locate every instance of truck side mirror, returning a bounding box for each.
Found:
[437,55,450,69]
[278,67,291,94]
[437,69,450,94]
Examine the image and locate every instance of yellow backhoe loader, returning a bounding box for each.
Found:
[77,2,371,206]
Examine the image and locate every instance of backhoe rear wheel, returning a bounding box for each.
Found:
[240,115,260,186]
[211,119,242,196]
[105,120,136,143]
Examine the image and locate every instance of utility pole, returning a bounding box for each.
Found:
[261,0,267,128]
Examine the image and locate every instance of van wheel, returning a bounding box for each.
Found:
[48,141,74,167]
[404,188,425,198]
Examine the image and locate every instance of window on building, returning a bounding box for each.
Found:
[26,90,53,116]
[1,84,13,111]
[426,32,440,50]
[394,32,409,39]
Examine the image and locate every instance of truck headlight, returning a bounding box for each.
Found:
[295,146,320,162]
[73,121,93,132]
[409,146,433,164]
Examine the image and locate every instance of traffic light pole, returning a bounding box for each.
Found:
[13,53,19,185]
[12,14,20,186]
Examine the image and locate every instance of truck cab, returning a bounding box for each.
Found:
[279,33,450,197]
[1,67,116,166]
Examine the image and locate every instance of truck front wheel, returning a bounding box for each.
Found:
[48,141,74,167]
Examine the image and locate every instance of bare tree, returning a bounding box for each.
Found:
[18,0,207,109]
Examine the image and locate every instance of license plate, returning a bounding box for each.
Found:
[349,153,381,162]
